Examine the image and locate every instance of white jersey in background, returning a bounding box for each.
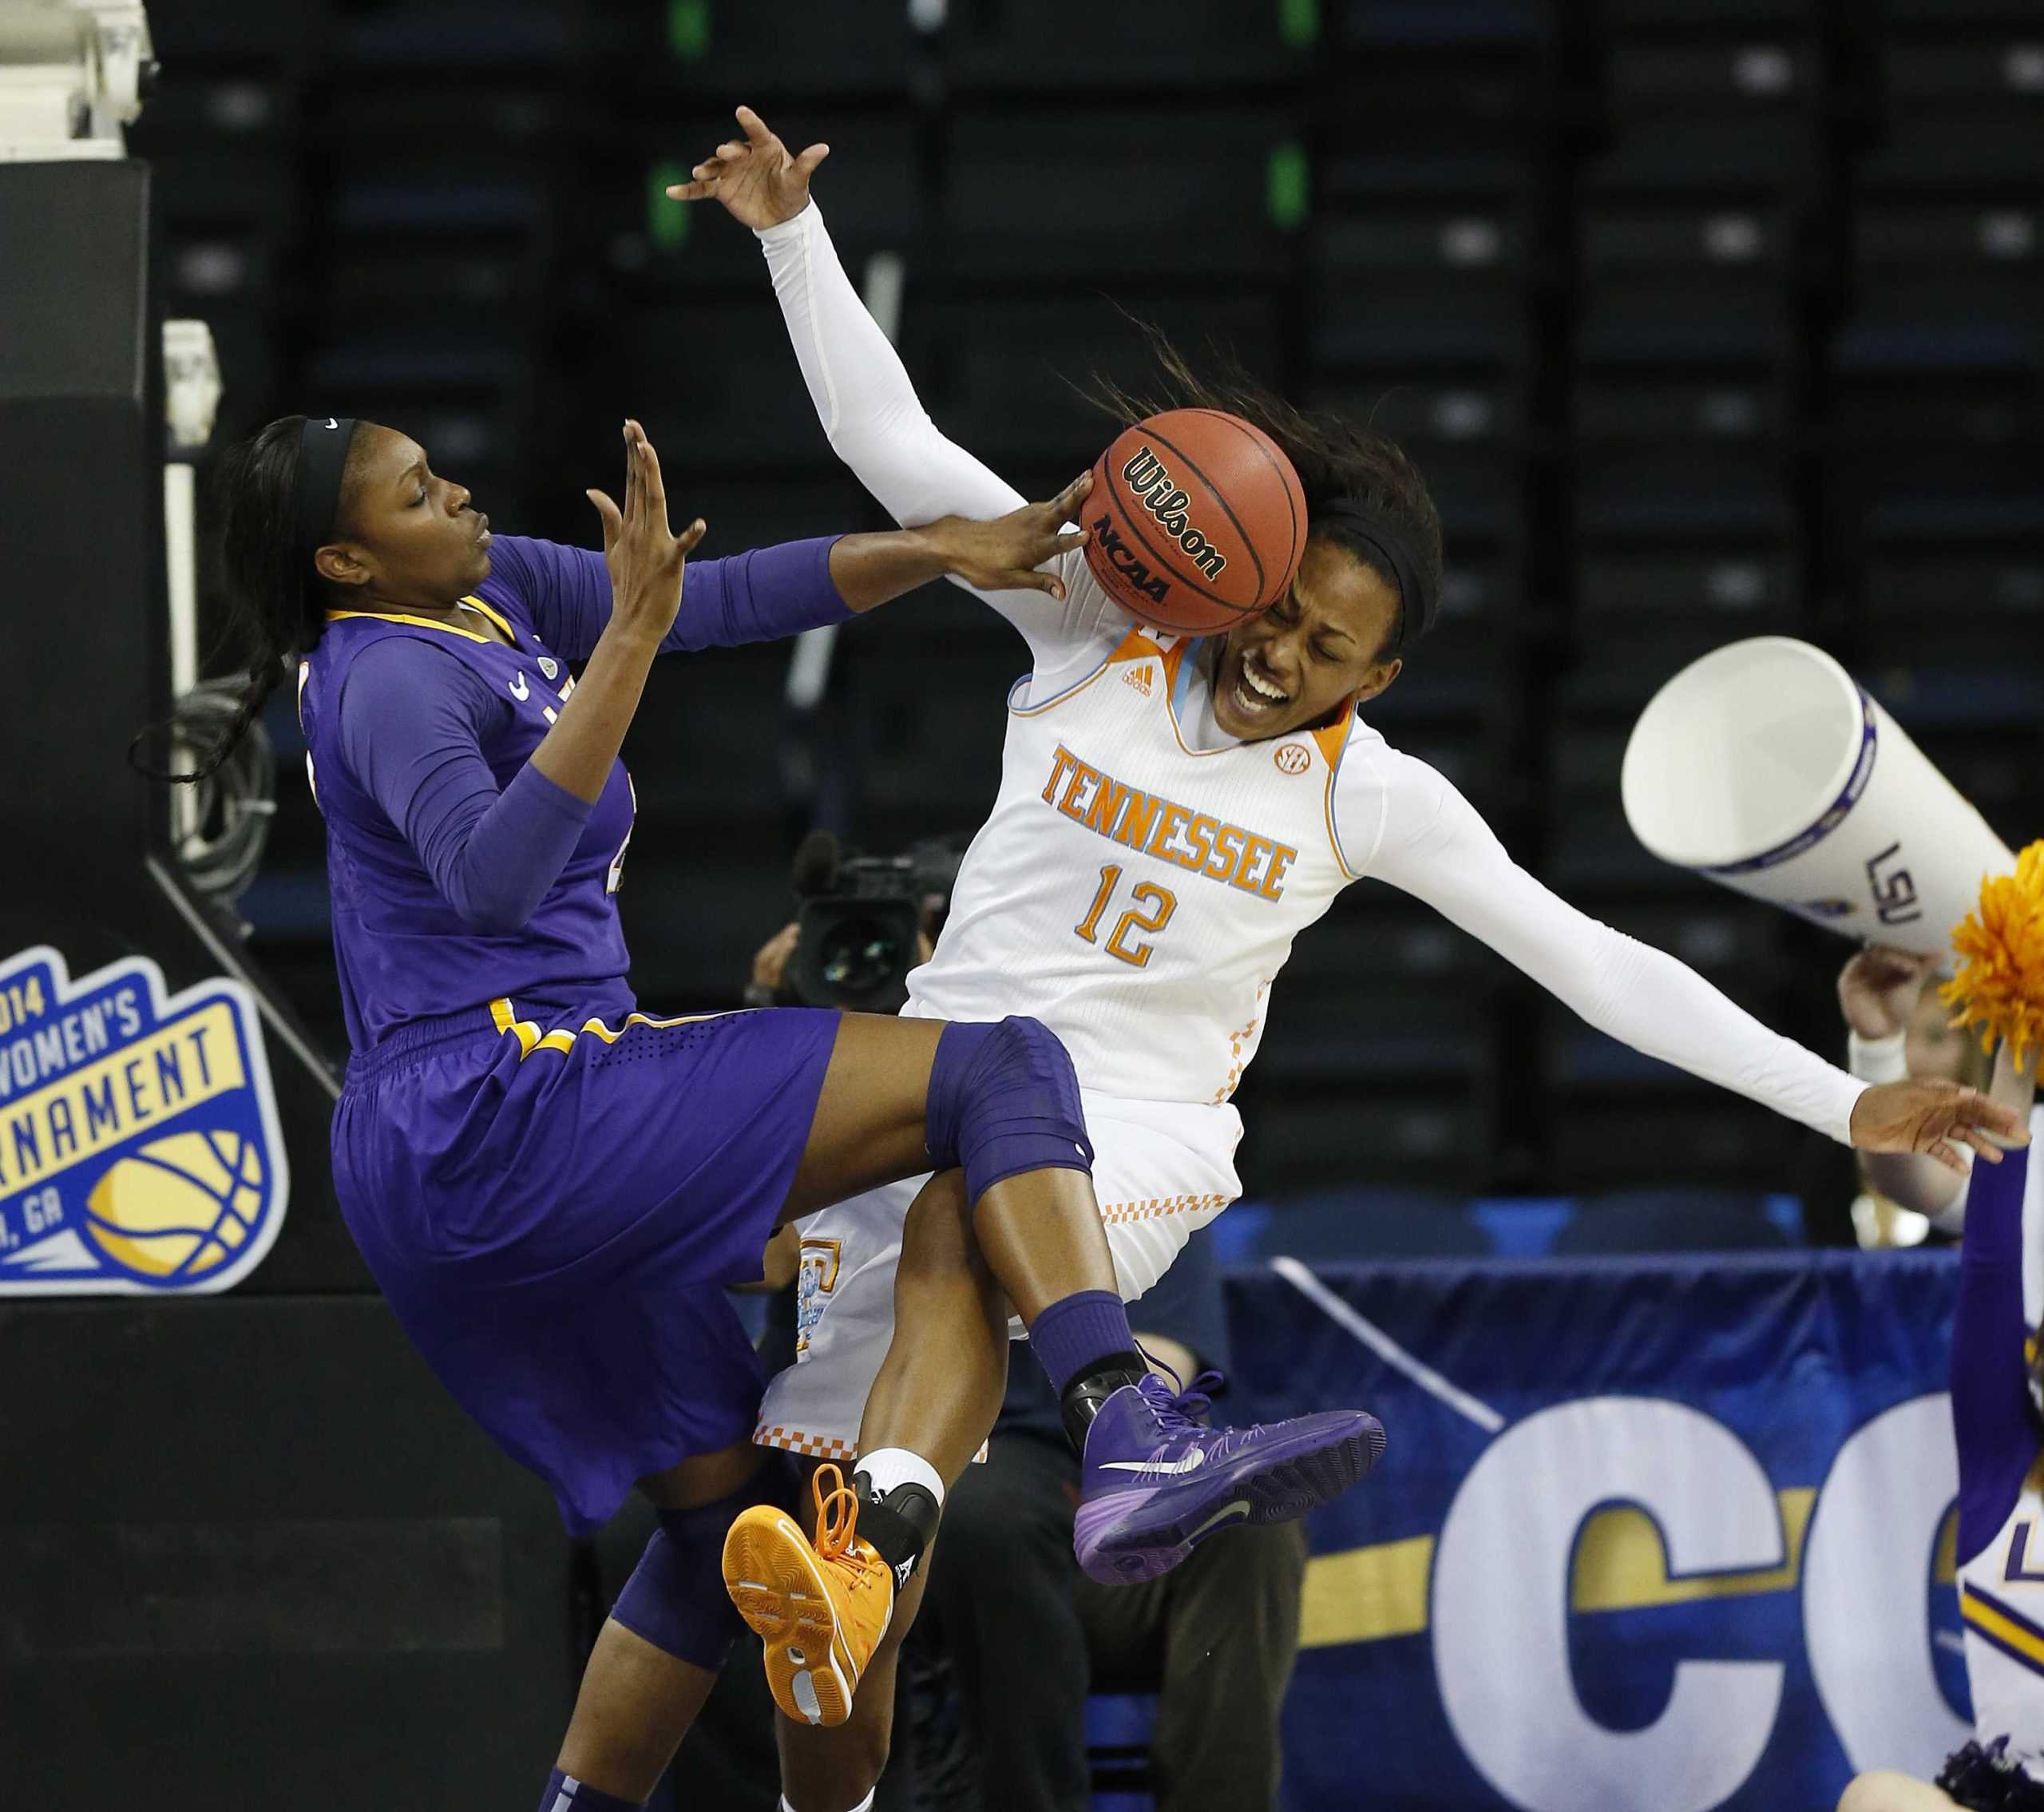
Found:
[751,199,1872,1460]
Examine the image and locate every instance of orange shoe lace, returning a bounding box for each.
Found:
[810,1463,874,1580]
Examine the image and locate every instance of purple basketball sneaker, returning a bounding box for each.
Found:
[1072,1370,1385,1584]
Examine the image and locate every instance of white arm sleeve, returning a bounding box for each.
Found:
[755,203,1125,673]
[1337,744,1869,1144]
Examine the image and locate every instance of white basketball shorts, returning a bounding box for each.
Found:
[753,1090,1244,1462]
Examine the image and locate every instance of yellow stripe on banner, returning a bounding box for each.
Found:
[1571,1487,1816,1612]
[1963,1588,2044,1670]
[1298,1535,1434,1650]
[1298,1487,1820,1652]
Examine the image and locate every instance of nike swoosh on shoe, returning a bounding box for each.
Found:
[1188,1499,1253,1541]
[1099,1451,1210,1476]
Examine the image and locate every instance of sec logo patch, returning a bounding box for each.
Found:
[1274,743,1311,775]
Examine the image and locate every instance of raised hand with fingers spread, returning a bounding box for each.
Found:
[584,418,707,646]
[1848,1078,2027,1175]
[668,103,827,231]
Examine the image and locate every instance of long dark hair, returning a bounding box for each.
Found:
[1087,326,1444,657]
[147,415,340,783]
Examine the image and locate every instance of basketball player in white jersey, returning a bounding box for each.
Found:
[1839,1041,2044,1812]
[672,110,2018,1806]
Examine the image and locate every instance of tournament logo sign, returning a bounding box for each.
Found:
[0,946,287,1295]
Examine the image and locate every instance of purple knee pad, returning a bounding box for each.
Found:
[608,1458,795,1670]
[925,1016,1094,1207]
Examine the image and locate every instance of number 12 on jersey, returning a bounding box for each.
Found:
[1074,864,1178,969]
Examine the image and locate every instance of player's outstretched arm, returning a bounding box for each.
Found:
[1350,748,2024,1160]
[672,106,1123,664]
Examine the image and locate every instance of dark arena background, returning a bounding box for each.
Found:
[2,3,2042,1809]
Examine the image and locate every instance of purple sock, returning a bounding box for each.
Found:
[1028,1288,1143,1397]
[537,1768,641,1812]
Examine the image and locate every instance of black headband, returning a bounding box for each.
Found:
[1312,498,1437,654]
[293,415,358,573]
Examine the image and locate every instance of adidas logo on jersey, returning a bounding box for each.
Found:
[1122,664,1154,696]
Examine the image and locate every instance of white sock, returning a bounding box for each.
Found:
[781,1795,875,1812]
[854,1445,945,1507]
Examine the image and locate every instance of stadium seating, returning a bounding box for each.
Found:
[148,0,2041,1203]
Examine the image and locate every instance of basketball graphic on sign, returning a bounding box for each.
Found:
[83,1130,269,1282]
[0,946,287,1296]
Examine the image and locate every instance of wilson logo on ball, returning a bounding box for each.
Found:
[1120,446,1228,580]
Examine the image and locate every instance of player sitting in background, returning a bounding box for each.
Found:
[674,105,2022,1812]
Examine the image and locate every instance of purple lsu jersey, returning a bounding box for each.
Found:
[298,584,637,1052]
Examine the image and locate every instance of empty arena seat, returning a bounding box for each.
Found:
[905,288,1285,470]
[1240,1188,1495,1260]
[1325,0,1552,124]
[940,109,1294,280]
[1609,36,1823,117]
[614,0,920,99]
[942,0,1301,92]
[340,2,584,70]
[1236,1082,1497,1194]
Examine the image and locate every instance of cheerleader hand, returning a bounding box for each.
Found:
[670,105,828,231]
[1838,946,1939,1041]
[1849,1079,2028,1174]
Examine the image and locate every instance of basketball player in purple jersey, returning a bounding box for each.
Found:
[188,411,1384,1811]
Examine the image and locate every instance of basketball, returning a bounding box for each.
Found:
[83,1130,266,1283]
[1080,407,1308,634]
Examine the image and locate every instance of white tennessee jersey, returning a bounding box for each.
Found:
[905,624,1363,1107]
[1961,1479,2044,1774]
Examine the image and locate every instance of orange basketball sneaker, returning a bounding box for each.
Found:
[722,1463,895,1727]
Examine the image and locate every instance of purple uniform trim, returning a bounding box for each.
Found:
[477,532,850,663]
[1955,1139,2038,1566]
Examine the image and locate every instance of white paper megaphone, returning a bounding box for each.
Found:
[1622,636,2013,962]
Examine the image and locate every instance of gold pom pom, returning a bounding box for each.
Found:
[1942,841,2044,1065]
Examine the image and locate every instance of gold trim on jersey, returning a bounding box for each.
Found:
[488,996,727,1059]
[1963,1580,2044,1679]
[324,595,517,646]
[326,607,493,645]
[457,594,517,640]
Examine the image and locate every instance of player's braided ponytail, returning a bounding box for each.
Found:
[137,416,341,783]
[1086,325,1444,658]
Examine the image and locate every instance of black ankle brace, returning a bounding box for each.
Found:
[1058,1354,1149,1452]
